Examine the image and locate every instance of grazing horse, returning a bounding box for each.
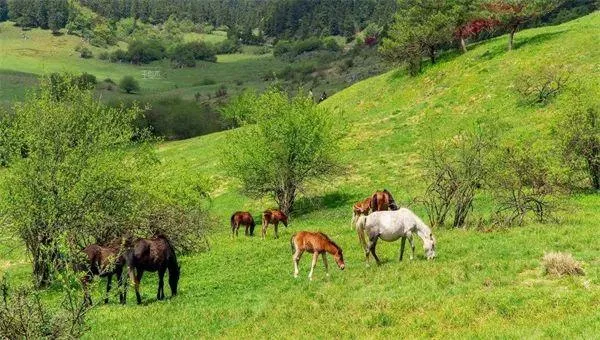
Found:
[355,208,436,265]
[261,209,288,239]
[125,234,180,305]
[79,240,127,305]
[370,189,399,212]
[290,231,345,280]
[230,211,256,237]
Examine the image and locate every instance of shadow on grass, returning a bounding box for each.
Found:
[293,191,357,217]
[514,30,567,50]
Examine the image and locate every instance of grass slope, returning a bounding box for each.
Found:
[2,13,600,338]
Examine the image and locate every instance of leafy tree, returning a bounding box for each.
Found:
[0,0,8,22]
[221,89,344,214]
[0,75,152,286]
[484,0,566,50]
[119,75,140,93]
[47,0,68,34]
[381,0,456,75]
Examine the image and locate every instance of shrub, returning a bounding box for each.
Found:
[215,39,241,54]
[489,145,557,226]
[76,72,97,89]
[273,40,293,58]
[542,252,584,276]
[556,84,600,190]
[109,49,129,63]
[293,37,324,55]
[515,65,571,105]
[170,41,216,68]
[119,75,140,94]
[98,51,109,60]
[323,37,341,52]
[421,126,494,228]
[195,78,216,86]
[79,46,93,59]
[128,39,166,64]
[215,85,227,98]
[104,78,115,84]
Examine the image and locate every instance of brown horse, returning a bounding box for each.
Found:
[79,240,127,305]
[125,234,180,305]
[261,209,288,239]
[370,189,399,212]
[352,197,372,216]
[290,231,345,280]
[230,211,256,237]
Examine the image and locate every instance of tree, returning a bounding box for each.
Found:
[0,0,8,22]
[558,84,600,190]
[0,74,152,286]
[119,75,140,93]
[485,0,566,51]
[381,0,456,75]
[221,89,344,214]
[48,0,68,34]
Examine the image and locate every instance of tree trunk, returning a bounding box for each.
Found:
[429,46,436,64]
[508,27,517,51]
[460,37,467,53]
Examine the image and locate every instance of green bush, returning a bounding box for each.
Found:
[127,39,166,64]
[98,51,109,60]
[79,46,93,59]
[119,75,140,94]
[273,40,293,58]
[170,41,217,68]
[215,39,241,54]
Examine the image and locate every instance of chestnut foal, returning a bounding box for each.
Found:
[290,231,345,280]
[261,209,288,239]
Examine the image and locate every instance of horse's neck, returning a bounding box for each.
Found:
[414,220,431,241]
[324,242,339,255]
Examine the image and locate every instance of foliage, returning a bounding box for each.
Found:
[221,89,344,214]
[489,145,558,226]
[0,277,88,339]
[515,64,570,105]
[421,126,494,228]
[381,0,456,75]
[484,0,567,50]
[119,75,140,94]
[214,38,241,54]
[127,39,166,64]
[169,41,216,68]
[0,75,153,286]
[556,83,600,189]
[78,46,93,59]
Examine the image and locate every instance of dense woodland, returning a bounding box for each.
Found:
[1,0,597,39]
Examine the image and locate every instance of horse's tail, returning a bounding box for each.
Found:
[249,216,256,236]
[384,189,399,210]
[290,234,297,254]
[230,213,236,229]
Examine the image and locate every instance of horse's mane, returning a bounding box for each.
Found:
[317,232,342,252]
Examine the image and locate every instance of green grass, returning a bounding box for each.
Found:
[2,13,600,338]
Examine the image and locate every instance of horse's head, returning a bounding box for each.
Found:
[424,233,436,260]
[334,248,345,270]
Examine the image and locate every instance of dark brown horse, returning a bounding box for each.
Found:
[290,231,345,280]
[125,234,180,305]
[370,189,399,212]
[230,211,256,237]
[80,240,127,305]
[261,209,288,239]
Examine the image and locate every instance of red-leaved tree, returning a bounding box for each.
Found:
[455,18,499,52]
[485,0,565,51]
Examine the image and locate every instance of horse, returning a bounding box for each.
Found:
[125,234,180,305]
[355,208,436,265]
[79,239,128,305]
[370,189,399,212]
[261,209,288,239]
[230,211,256,237]
[290,231,345,280]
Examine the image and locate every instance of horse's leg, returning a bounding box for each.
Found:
[293,249,304,278]
[116,267,125,304]
[130,268,144,305]
[322,253,329,277]
[408,235,415,260]
[82,274,93,306]
[157,269,166,300]
[368,233,381,265]
[399,237,406,261]
[308,252,319,281]
[274,222,279,239]
[261,222,267,239]
[105,274,112,304]
[244,224,249,236]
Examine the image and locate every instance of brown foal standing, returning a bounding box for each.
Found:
[290,231,345,280]
[230,211,256,237]
[261,209,288,239]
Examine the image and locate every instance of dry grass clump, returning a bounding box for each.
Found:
[542,252,585,277]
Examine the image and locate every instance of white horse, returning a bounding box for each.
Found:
[355,208,436,264]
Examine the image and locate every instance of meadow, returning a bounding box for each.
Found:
[1,12,600,338]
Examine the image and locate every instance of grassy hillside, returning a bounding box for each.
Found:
[2,13,600,338]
